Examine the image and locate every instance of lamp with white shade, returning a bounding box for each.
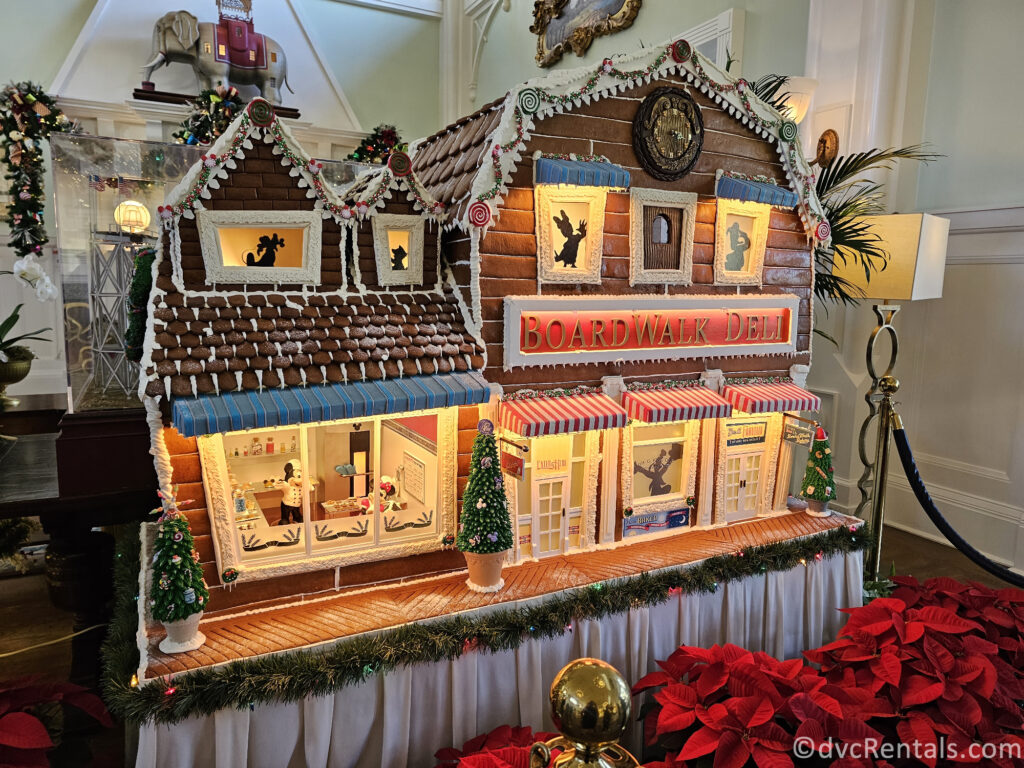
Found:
[832,212,950,579]
[778,76,818,125]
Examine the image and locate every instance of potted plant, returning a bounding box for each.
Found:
[0,254,56,408]
[800,426,836,517]
[456,420,514,592]
[150,490,210,653]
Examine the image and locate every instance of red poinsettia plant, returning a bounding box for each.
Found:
[633,577,1024,768]
[0,676,112,768]
[434,725,559,768]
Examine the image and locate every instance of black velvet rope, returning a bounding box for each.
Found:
[892,428,1024,589]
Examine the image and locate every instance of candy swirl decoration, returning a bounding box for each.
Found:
[247,97,275,127]
[387,150,412,177]
[670,39,692,63]
[815,219,831,241]
[468,200,492,228]
[778,120,800,143]
[517,87,543,116]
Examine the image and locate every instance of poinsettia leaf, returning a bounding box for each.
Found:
[794,718,829,749]
[633,670,676,694]
[713,729,750,768]
[982,605,1016,628]
[62,690,113,728]
[0,712,53,749]
[870,652,902,687]
[678,725,722,760]
[911,606,983,634]
[729,696,776,729]
[901,621,926,643]
[922,635,956,674]
[836,716,885,746]
[458,747,530,768]
[808,691,844,719]
[696,662,728,699]
[657,702,697,734]
[900,674,945,707]
[750,742,794,768]
[751,722,793,751]
[939,693,982,731]
[0,744,49,768]
[897,717,938,768]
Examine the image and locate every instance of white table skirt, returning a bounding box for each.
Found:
[135,551,863,768]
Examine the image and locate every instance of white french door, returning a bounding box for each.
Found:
[532,475,568,557]
[723,452,764,523]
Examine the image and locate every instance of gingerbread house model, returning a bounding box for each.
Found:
[140,38,830,614]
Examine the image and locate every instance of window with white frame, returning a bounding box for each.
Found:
[629,188,698,285]
[371,214,426,286]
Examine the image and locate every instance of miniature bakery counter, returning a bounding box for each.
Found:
[141,510,856,678]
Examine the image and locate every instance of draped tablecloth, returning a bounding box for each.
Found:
[135,551,862,768]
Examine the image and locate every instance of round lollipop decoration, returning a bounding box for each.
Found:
[247,98,275,127]
[815,218,832,241]
[671,39,693,63]
[517,87,543,116]
[388,151,412,177]
[468,201,492,228]
[779,120,800,143]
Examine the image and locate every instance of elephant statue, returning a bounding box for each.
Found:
[142,10,292,105]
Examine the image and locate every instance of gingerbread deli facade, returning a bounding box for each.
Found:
[410,39,827,562]
[141,39,828,612]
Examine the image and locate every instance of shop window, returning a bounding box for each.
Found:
[196,208,324,285]
[535,185,606,285]
[621,419,699,537]
[218,44,226,57]
[271,51,278,63]
[204,42,212,54]
[631,423,689,503]
[197,411,455,581]
[628,188,697,285]
[248,49,256,62]
[371,214,426,286]
[713,198,770,286]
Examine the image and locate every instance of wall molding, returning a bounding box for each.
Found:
[327,0,442,18]
[938,205,1024,265]
[911,450,1009,485]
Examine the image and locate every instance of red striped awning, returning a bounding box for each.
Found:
[622,386,732,423]
[499,393,628,437]
[720,382,821,414]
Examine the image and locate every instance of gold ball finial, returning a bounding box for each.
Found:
[879,375,900,394]
[550,658,632,749]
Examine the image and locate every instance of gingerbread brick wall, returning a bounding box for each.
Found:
[423,75,814,392]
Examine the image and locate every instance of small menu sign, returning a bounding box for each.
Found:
[782,417,814,448]
[501,450,525,480]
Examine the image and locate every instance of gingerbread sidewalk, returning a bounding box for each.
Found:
[144,511,856,678]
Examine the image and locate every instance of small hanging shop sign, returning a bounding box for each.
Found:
[782,416,815,448]
[726,421,768,447]
[501,450,525,480]
[504,295,799,369]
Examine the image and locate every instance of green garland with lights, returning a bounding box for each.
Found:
[101,521,869,725]
[347,123,404,164]
[173,87,244,146]
[1,82,73,258]
[124,247,156,362]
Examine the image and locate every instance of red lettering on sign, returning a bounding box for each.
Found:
[518,308,792,355]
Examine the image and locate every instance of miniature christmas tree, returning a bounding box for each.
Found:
[457,422,514,555]
[347,123,405,164]
[801,426,837,508]
[173,87,244,146]
[151,491,210,625]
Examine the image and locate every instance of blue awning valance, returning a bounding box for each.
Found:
[716,174,799,208]
[171,372,492,437]
[535,157,630,188]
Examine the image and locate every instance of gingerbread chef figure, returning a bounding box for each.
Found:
[273,459,314,525]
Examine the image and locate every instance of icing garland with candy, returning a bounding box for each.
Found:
[461,40,829,242]
[158,99,445,227]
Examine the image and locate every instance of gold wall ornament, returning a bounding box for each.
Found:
[531,0,643,68]
[529,658,639,768]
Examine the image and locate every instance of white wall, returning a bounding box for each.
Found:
[805,0,1024,573]
[473,0,811,108]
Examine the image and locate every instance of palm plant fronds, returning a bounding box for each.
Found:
[749,74,791,112]
[812,144,941,305]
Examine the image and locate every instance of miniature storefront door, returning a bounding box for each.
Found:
[532,476,568,557]
[723,452,763,522]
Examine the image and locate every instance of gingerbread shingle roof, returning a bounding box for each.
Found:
[143,283,485,400]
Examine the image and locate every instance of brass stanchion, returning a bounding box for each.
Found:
[530,658,639,768]
[865,375,900,581]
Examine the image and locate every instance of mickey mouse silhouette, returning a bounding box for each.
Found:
[391,244,408,270]
[245,233,286,267]
[553,210,587,268]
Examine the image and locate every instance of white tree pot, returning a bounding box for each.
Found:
[159,611,207,653]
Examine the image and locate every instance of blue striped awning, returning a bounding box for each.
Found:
[171,372,491,437]
[716,174,799,208]
[535,157,630,188]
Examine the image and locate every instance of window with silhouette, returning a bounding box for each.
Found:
[197,209,323,285]
[372,215,426,286]
[643,206,684,270]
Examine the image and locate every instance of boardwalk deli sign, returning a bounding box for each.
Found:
[503,295,800,369]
